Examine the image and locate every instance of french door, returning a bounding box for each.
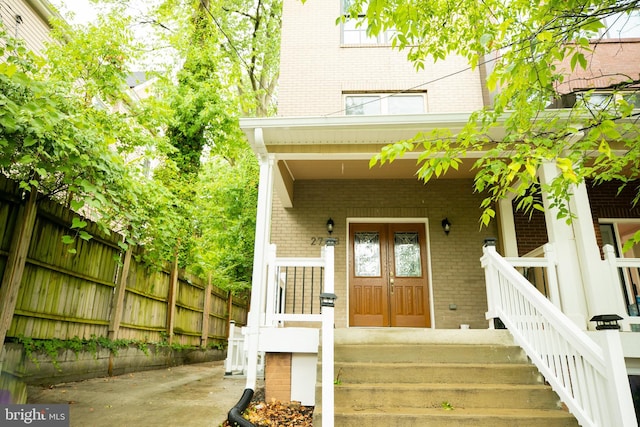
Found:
[349,223,430,327]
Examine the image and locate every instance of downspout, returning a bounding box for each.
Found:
[228,128,273,425]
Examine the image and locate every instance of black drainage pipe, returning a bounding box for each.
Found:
[227,388,255,427]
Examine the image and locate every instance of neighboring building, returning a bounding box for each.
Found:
[0,0,60,56]
[237,2,640,421]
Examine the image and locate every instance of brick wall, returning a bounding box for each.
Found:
[270,178,498,329]
[513,180,640,256]
[278,0,485,117]
[555,39,640,94]
[265,352,292,402]
[513,204,548,256]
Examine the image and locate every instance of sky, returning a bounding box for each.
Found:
[50,0,99,25]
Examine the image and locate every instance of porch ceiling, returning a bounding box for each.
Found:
[282,158,478,180]
[240,113,488,181]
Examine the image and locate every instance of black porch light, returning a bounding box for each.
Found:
[590,314,623,330]
[320,293,337,308]
[326,218,334,235]
[441,218,451,235]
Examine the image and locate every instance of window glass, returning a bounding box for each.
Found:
[388,96,425,114]
[341,0,395,45]
[623,93,640,108]
[345,94,425,115]
[343,20,379,44]
[394,232,422,277]
[354,232,381,276]
[346,96,381,115]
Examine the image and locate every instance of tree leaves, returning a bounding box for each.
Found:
[358,0,640,227]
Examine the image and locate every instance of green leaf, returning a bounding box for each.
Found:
[71,217,88,229]
[536,31,552,42]
[19,155,35,164]
[61,235,75,245]
[598,139,611,158]
[70,200,85,211]
[79,231,93,241]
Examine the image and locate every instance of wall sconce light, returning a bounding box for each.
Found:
[441,218,451,235]
[590,314,622,330]
[326,218,334,235]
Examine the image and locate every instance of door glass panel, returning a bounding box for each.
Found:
[394,232,421,277]
[354,232,381,276]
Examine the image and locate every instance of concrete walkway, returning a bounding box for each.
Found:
[27,361,247,427]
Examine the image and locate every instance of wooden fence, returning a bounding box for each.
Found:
[0,177,248,350]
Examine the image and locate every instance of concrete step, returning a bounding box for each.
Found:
[316,407,579,427]
[334,343,528,364]
[333,383,563,410]
[313,329,578,426]
[333,361,542,384]
[333,328,517,345]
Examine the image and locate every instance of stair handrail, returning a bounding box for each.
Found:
[482,243,638,427]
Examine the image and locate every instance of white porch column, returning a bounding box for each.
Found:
[245,129,275,390]
[567,177,622,320]
[497,197,519,257]
[539,162,589,329]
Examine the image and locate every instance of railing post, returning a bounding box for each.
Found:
[600,329,638,427]
[482,238,499,328]
[225,320,236,375]
[321,238,337,427]
[542,243,561,309]
[264,244,278,327]
[603,244,631,328]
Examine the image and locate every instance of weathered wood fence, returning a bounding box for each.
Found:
[0,177,248,351]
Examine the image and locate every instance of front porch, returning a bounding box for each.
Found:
[232,114,640,426]
[228,238,640,426]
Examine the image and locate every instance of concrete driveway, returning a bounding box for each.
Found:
[27,361,247,427]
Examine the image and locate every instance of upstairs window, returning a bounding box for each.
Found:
[577,91,640,110]
[341,0,396,45]
[345,93,426,115]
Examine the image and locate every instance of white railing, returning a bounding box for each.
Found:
[482,244,637,427]
[604,244,640,323]
[233,242,336,425]
[264,244,325,326]
[224,321,247,375]
[505,243,561,309]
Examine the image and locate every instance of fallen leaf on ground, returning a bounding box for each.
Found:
[221,400,313,427]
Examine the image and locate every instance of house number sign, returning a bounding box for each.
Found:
[310,237,340,245]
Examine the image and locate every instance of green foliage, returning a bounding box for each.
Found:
[349,0,640,229]
[0,20,159,252]
[1,0,264,287]
[188,149,258,290]
[13,335,199,372]
[441,401,454,410]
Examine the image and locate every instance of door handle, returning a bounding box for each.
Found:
[389,272,394,294]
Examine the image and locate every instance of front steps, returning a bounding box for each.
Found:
[314,328,579,426]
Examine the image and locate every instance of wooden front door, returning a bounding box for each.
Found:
[349,223,430,327]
